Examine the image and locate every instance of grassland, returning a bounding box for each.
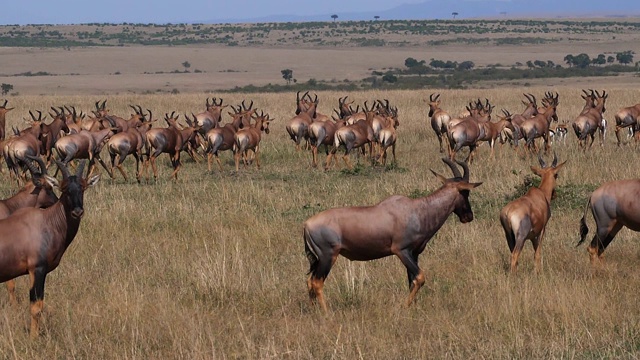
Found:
[1,87,640,358]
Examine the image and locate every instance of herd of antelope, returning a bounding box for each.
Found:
[0,90,639,335]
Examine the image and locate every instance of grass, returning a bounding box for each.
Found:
[1,87,640,358]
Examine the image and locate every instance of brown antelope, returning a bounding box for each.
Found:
[1,156,58,305]
[203,108,246,172]
[614,103,640,146]
[376,106,400,166]
[577,179,640,265]
[40,107,71,162]
[304,158,481,311]
[428,93,452,153]
[520,92,559,153]
[4,111,46,183]
[501,94,539,145]
[143,112,184,181]
[572,90,607,149]
[286,92,317,151]
[476,109,514,159]
[181,113,203,163]
[233,110,273,171]
[307,111,345,168]
[325,102,376,170]
[194,97,227,133]
[107,114,155,183]
[500,153,566,273]
[447,100,494,164]
[54,121,115,178]
[0,159,99,338]
[0,99,15,141]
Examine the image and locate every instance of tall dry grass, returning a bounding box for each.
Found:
[1,87,640,359]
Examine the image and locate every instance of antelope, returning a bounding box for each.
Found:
[572,90,607,149]
[324,101,377,170]
[0,99,15,141]
[376,106,400,166]
[447,99,494,164]
[4,111,46,183]
[549,123,568,145]
[0,159,99,338]
[107,113,155,183]
[577,179,640,265]
[181,113,203,163]
[476,109,514,159]
[40,107,71,162]
[203,108,246,172]
[286,92,317,150]
[54,119,115,178]
[194,97,227,133]
[233,110,273,171]
[307,111,345,168]
[520,92,559,153]
[614,103,640,146]
[143,112,184,181]
[428,93,452,153]
[1,156,58,305]
[499,153,566,273]
[303,158,481,311]
[500,94,539,146]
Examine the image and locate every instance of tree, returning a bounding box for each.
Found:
[616,51,634,65]
[572,53,591,68]
[526,60,534,69]
[1,83,13,95]
[607,55,615,64]
[331,14,338,22]
[592,54,606,66]
[374,16,380,21]
[457,61,475,71]
[533,60,547,68]
[405,57,420,68]
[182,61,191,72]
[281,69,293,85]
[382,72,397,83]
[452,12,458,19]
[563,54,574,67]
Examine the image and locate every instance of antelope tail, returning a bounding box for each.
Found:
[577,197,592,247]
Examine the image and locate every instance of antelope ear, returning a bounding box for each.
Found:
[430,169,447,184]
[44,175,60,190]
[553,160,567,171]
[530,166,544,177]
[87,174,101,188]
[457,181,482,191]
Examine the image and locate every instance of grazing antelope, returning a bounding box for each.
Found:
[203,108,246,172]
[572,90,607,149]
[143,112,184,181]
[233,110,273,171]
[0,99,15,141]
[303,158,481,311]
[428,93,452,153]
[577,179,640,265]
[500,154,566,273]
[0,159,99,338]
[614,102,640,146]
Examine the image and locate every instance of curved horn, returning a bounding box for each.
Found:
[537,152,547,168]
[54,159,71,179]
[75,160,87,178]
[456,160,470,181]
[24,155,42,179]
[551,152,558,167]
[441,158,463,179]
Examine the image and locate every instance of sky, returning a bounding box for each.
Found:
[0,0,424,25]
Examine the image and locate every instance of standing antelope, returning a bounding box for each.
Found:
[203,108,248,172]
[520,92,559,153]
[54,125,115,178]
[143,112,184,181]
[0,160,100,338]
[572,90,607,149]
[614,103,640,146]
[0,99,15,141]
[233,110,273,171]
[500,154,566,273]
[286,92,317,150]
[304,158,481,311]
[107,115,155,183]
[307,112,345,168]
[577,179,640,265]
[194,97,227,133]
[428,93,452,153]
[325,101,376,170]
[376,106,400,166]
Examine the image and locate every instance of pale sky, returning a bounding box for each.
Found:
[0,0,424,25]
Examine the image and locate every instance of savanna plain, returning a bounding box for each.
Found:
[1,20,640,359]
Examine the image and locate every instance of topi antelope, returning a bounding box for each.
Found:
[194,97,227,133]
[303,158,481,311]
[428,93,452,153]
[520,92,559,153]
[107,113,155,183]
[0,99,15,141]
[614,102,640,146]
[500,153,566,273]
[572,90,607,149]
[203,108,247,172]
[577,179,640,265]
[142,112,184,181]
[308,111,345,168]
[0,159,100,338]
[233,110,273,172]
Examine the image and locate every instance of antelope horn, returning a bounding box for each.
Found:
[538,152,547,168]
[75,160,87,178]
[206,97,211,107]
[216,98,223,106]
[441,158,463,179]
[51,106,61,116]
[146,109,153,121]
[101,99,107,110]
[54,159,72,179]
[95,101,101,110]
[551,152,558,167]
[2,99,7,107]
[129,105,139,114]
[435,93,440,101]
[27,155,48,176]
[429,93,434,102]
[24,155,41,180]
[456,160,470,181]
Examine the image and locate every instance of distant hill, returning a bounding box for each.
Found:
[202,0,640,23]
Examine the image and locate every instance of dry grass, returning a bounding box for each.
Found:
[1,87,640,358]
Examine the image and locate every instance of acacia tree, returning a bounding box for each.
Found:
[452,12,458,19]
[331,14,338,22]
[374,16,380,21]
[281,69,293,85]
[1,83,13,95]
[616,51,634,65]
